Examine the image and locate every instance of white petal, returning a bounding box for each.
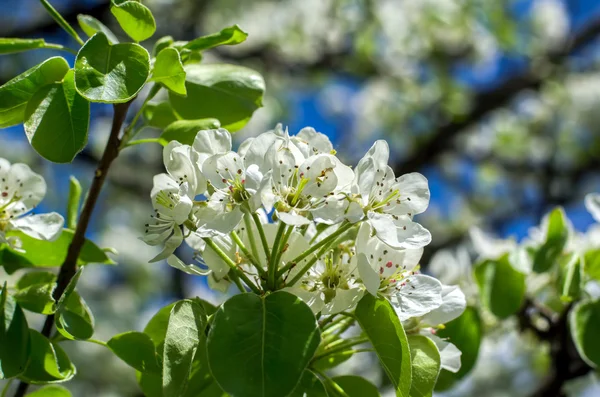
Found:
[421,285,466,325]
[322,288,364,315]
[10,212,64,241]
[585,193,600,222]
[391,275,443,321]
[284,287,325,314]
[149,226,183,262]
[299,154,338,198]
[389,172,430,215]
[203,237,234,279]
[163,141,205,195]
[207,272,231,293]
[3,163,46,211]
[469,226,515,259]
[167,255,211,276]
[203,152,245,189]
[368,212,431,249]
[278,211,311,226]
[293,127,333,157]
[193,128,232,165]
[357,253,381,296]
[429,335,462,373]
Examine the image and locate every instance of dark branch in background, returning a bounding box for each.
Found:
[13,101,133,397]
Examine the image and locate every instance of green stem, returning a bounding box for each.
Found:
[251,211,271,262]
[119,84,162,148]
[203,238,260,294]
[228,271,246,293]
[122,137,167,148]
[312,368,349,397]
[268,222,287,289]
[312,338,369,362]
[86,338,108,348]
[230,231,266,278]
[43,43,78,54]
[39,0,84,45]
[279,222,354,279]
[244,213,262,267]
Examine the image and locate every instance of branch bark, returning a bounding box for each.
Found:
[13,101,132,397]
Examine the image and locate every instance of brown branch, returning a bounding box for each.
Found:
[13,101,133,397]
[393,15,600,176]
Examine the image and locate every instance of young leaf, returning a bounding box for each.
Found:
[74,32,150,103]
[0,284,31,379]
[184,25,248,51]
[331,376,381,397]
[55,290,95,340]
[474,254,525,319]
[560,253,583,302]
[160,119,221,145]
[162,299,206,397]
[3,229,114,273]
[570,299,600,368]
[26,385,72,397]
[19,329,76,384]
[24,69,90,163]
[108,331,160,373]
[77,14,119,44]
[434,307,482,391]
[407,335,441,397]
[584,249,600,281]
[66,176,82,229]
[0,57,69,128]
[288,370,328,397]
[354,293,411,397]
[206,291,321,397]
[143,302,177,349]
[169,64,265,131]
[0,38,45,54]
[151,48,187,96]
[533,207,568,273]
[153,35,174,56]
[110,0,156,42]
[143,101,179,129]
[13,271,57,314]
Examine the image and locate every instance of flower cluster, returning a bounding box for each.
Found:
[0,158,64,250]
[143,126,465,370]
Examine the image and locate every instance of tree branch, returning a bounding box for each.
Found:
[13,100,133,397]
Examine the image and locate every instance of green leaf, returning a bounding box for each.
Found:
[55,290,94,340]
[474,254,525,319]
[19,329,75,384]
[584,249,600,281]
[4,229,114,273]
[26,385,72,397]
[0,38,45,54]
[14,272,57,314]
[185,25,248,51]
[0,284,30,379]
[144,302,176,349]
[77,14,119,44]
[289,370,328,397]
[108,331,160,373]
[560,253,583,302]
[169,64,265,131]
[160,119,221,145]
[24,69,90,163]
[533,207,568,273]
[143,101,179,129]
[434,307,482,391]
[0,57,69,128]
[110,0,156,42]
[74,32,150,103]
[407,335,440,397]
[355,293,411,397]
[331,376,380,397]
[152,48,187,96]
[66,176,82,229]
[153,35,174,56]
[206,291,321,397]
[312,349,354,371]
[163,299,206,397]
[570,299,600,368]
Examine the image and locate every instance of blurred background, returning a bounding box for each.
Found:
[1,0,600,396]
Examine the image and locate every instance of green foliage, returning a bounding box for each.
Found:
[160,119,221,145]
[153,36,174,56]
[143,101,179,129]
[24,69,90,163]
[1,229,114,274]
[0,284,30,379]
[13,272,57,314]
[0,57,69,128]
[74,32,150,103]
[77,14,119,44]
[435,307,482,391]
[151,48,187,96]
[533,207,568,273]
[206,291,321,397]
[355,293,411,397]
[569,299,600,368]
[110,0,156,42]
[474,254,525,319]
[289,371,328,397]
[0,38,45,54]
[66,176,82,230]
[19,330,75,384]
[169,64,265,131]
[332,375,381,396]
[55,291,95,340]
[184,25,248,51]
[584,249,600,281]
[407,335,441,397]
[559,253,583,302]
[108,331,160,373]
[26,385,72,397]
